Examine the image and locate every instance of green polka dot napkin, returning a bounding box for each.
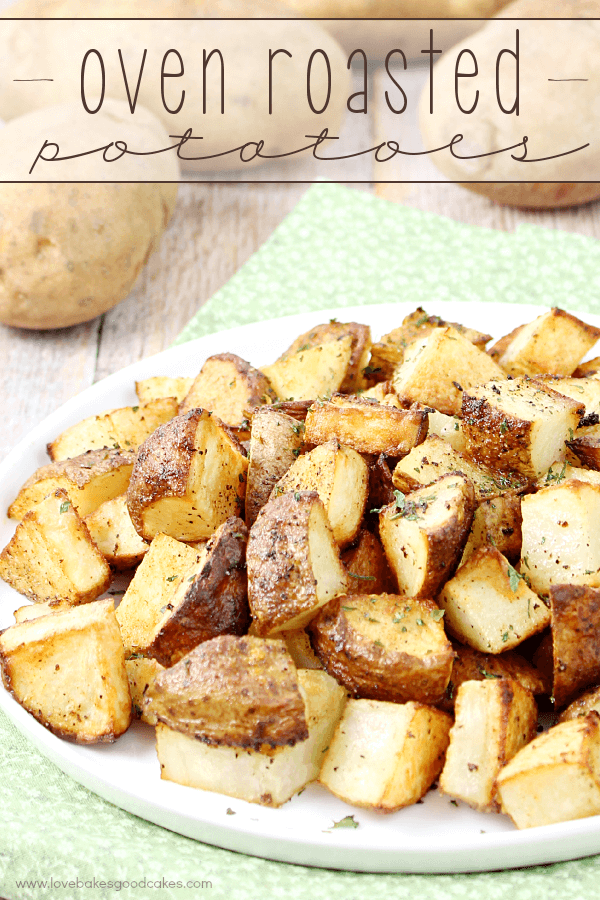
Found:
[3,183,600,900]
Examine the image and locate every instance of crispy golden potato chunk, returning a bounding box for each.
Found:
[462,378,583,480]
[494,308,600,378]
[521,481,600,596]
[341,529,396,595]
[278,321,372,393]
[379,475,475,601]
[126,409,248,542]
[247,491,348,635]
[392,434,528,502]
[126,656,164,725]
[245,406,305,527]
[496,712,600,829]
[461,493,522,565]
[261,335,354,401]
[144,635,307,750]
[392,326,504,416]
[47,398,178,461]
[0,597,131,743]
[567,424,600,471]
[305,394,428,457]
[559,685,600,724]
[143,518,249,667]
[135,376,194,405]
[115,533,201,657]
[8,448,135,521]
[13,598,72,623]
[550,584,600,709]
[573,357,600,378]
[537,376,600,424]
[438,546,550,654]
[0,489,111,605]
[179,352,276,434]
[85,494,149,570]
[440,677,537,812]
[272,440,368,547]
[155,668,346,807]
[319,699,452,812]
[309,593,454,705]
[537,462,600,490]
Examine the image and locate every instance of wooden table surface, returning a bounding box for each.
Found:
[2,62,599,466]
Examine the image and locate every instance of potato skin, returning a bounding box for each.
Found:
[550,584,600,709]
[245,407,304,527]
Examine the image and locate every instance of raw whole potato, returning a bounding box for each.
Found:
[0,0,350,173]
[419,0,600,208]
[0,99,178,329]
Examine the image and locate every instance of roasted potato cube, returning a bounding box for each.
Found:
[48,398,178,461]
[438,547,550,654]
[143,518,249,667]
[155,668,346,807]
[13,598,72,623]
[277,321,372,393]
[496,712,600,829]
[567,424,600,470]
[379,475,475,600]
[144,635,307,749]
[439,642,548,712]
[440,677,537,812]
[358,382,397,404]
[178,352,276,433]
[309,593,454,705]
[495,308,600,378]
[135,376,194,405]
[0,597,131,743]
[392,435,528,502]
[304,394,428,457]
[126,409,248,542]
[392,326,504,416]
[319,699,452,812]
[521,481,600,596]
[115,533,201,656]
[366,453,396,515]
[8,448,135,521]
[247,491,348,635]
[85,494,149,570]
[272,440,368,547]
[461,493,522,565]
[245,406,305,527]
[426,409,467,453]
[559,685,600,723]
[574,357,600,378]
[280,629,323,670]
[537,462,600,490]
[368,307,491,382]
[261,335,354,401]
[341,528,396,595]
[0,489,111,605]
[462,378,583,480]
[537,376,600,424]
[126,656,164,725]
[550,584,600,709]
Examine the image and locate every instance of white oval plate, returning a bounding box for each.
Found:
[2,300,600,875]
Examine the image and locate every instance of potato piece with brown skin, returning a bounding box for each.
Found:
[261,336,354,402]
[567,427,600,471]
[272,440,368,547]
[245,407,305,528]
[438,642,548,713]
[126,409,248,542]
[496,713,600,830]
[8,448,135,521]
[278,321,372,393]
[305,394,428,457]
[178,353,276,438]
[0,489,111,605]
[537,377,600,425]
[392,326,504,416]
[341,529,396,595]
[48,398,178,462]
[574,357,600,378]
[379,475,476,601]
[144,635,308,750]
[136,376,193,405]
[550,585,600,709]
[559,685,600,724]
[462,378,583,481]
[309,593,454,705]
[392,434,529,503]
[495,309,600,378]
[460,493,522,566]
[85,494,149,570]
[440,678,538,813]
[366,453,396,513]
[145,518,250,667]
[247,491,348,636]
[0,597,131,743]
[280,628,323,670]
[319,699,452,813]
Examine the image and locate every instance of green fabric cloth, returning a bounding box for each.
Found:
[3,182,600,900]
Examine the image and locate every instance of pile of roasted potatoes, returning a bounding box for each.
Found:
[4,306,600,830]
